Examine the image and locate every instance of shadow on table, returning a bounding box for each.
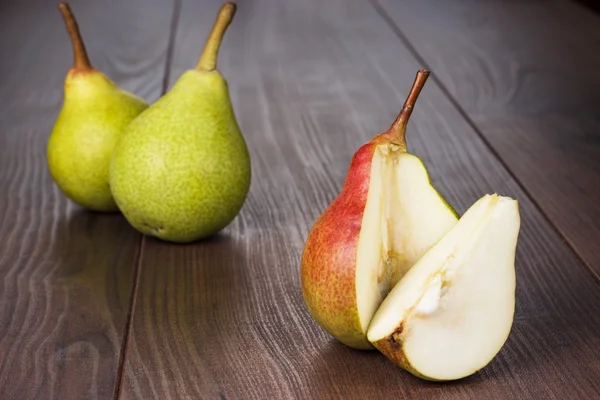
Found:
[131,227,251,371]
[53,208,136,279]
[304,337,536,397]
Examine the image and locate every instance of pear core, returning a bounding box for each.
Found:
[355,144,457,332]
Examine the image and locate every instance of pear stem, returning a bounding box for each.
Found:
[196,3,237,71]
[387,69,430,147]
[58,2,92,71]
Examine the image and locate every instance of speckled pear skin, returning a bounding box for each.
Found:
[47,70,148,212]
[109,69,251,243]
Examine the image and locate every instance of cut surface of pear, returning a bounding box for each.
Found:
[301,70,458,350]
[367,194,520,381]
[355,145,458,336]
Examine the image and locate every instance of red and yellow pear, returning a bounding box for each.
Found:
[300,70,458,349]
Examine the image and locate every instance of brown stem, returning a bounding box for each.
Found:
[196,3,237,71]
[387,69,430,146]
[58,2,92,71]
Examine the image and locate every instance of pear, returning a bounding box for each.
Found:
[110,2,250,243]
[300,70,458,350]
[47,3,148,212]
[367,194,520,381]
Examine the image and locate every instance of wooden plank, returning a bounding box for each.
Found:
[122,0,600,398]
[376,0,600,278]
[0,1,172,398]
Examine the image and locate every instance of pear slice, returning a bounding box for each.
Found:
[367,194,520,381]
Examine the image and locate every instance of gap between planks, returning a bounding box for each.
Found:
[112,0,183,399]
[370,0,600,288]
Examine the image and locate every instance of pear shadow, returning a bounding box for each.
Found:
[42,207,142,358]
[143,230,231,247]
[51,208,137,279]
[305,340,431,394]
[53,208,142,322]
[304,338,529,396]
[135,228,251,369]
[305,315,599,396]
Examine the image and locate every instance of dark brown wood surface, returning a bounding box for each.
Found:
[121,0,600,399]
[0,1,171,398]
[376,0,600,278]
[1,0,600,399]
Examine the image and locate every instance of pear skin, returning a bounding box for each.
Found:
[301,141,383,349]
[369,321,435,380]
[48,3,148,212]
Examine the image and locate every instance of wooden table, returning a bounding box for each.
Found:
[1,0,600,399]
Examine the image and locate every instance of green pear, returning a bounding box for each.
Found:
[47,3,148,212]
[110,2,251,243]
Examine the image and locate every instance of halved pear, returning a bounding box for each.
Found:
[300,70,458,349]
[367,194,520,380]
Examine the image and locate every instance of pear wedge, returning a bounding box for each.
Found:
[300,70,458,349]
[367,194,520,381]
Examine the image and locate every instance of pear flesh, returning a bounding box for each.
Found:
[356,144,457,335]
[367,194,520,381]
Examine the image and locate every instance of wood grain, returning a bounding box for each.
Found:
[121,0,600,399]
[0,1,172,398]
[376,0,600,278]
